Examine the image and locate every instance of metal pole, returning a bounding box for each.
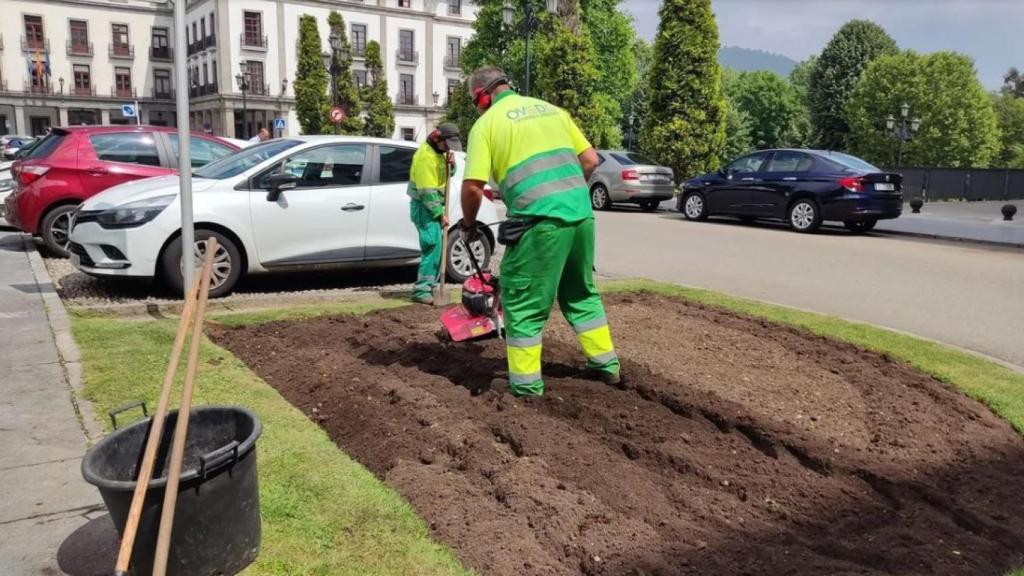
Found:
[135,99,141,125]
[174,0,195,296]
[241,84,248,140]
[897,123,905,169]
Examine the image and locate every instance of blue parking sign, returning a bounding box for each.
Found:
[274,118,286,131]
[121,104,137,117]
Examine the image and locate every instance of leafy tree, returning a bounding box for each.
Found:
[361,40,395,138]
[325,11,364,134]
[1003,67,1024,98]
[623,39,652,150]
[845,51,1000,168]
[724,71,801,149]
[788,56,818,146]
[294,15,330,135]
[789,56,818,104]
[992,92,1024,168]
[722,99,753,161]
[641,0,726,179]
[442,79,478,148]
[809,20,898,149]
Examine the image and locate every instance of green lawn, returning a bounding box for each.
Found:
[69,281,1024,575]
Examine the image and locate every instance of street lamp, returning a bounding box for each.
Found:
[501,0,558,97]
[58,76,64,95]
[885,102,920,168]
[627,113,636,151]
[235,68,250,139]
[278,78,289,137]
[432,90,440,107]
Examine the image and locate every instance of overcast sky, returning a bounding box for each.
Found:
[621,0,1022,90]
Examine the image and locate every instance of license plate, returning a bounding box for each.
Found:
[69,252,81,269]
[874,182,895,191]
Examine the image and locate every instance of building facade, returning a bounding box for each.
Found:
[0,0,476,140]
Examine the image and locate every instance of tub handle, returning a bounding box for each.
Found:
[109,400,148,430]
[200,441,240,478]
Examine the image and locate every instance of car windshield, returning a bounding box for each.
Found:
[611,152,656,166]
[822,151,880,173]
[193,139,301,179]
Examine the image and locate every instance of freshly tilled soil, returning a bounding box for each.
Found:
[212,293,1024,575]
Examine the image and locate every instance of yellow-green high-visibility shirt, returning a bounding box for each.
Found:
[408,141,449,219]
[464,91,593,223]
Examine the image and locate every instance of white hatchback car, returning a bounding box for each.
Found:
[68,136,498,297]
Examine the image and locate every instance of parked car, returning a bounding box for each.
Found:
[3,125,239,256]
[0,160,13,226]
[678,149,902,233]
[588,150,675,212]
[68,136,499,297]
[2,137,37,160]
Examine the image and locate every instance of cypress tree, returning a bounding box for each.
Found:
[294,15,329,135]
[361,40,395,138]
[326,11,364,134]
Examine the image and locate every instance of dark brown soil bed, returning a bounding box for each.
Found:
[212,293,1024,576]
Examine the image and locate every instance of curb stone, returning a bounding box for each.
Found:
[22,235,105,444]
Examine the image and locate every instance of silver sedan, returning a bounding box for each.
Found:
[587,150,675,212]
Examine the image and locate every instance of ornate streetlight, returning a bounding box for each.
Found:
[501,0,558,96]
[235,68,250,139]
[885,103,921,168]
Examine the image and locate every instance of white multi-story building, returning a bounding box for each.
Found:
[0,0,476,140]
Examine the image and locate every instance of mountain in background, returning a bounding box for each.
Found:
[719,46,797,77]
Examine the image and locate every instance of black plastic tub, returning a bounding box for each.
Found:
[82,405,262,576]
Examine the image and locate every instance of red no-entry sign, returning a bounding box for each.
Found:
[330,107,345,124]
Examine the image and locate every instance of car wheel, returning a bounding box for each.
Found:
[788,199,822,233]
[844,219,877,233]
[640,200,659,212]
[41,204,78,257]
[591,184,611,211]
[447,231,492,283]
[681,192,708,221]
[160,229,242,298]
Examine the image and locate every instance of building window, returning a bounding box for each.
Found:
[399,30,414,61]
[212,60,217,86]
[202,63,209,86]
[399,73,414,105]
[24,15,45,50]
[447,78,460,103]
[154,69,171,98]
[446,37,461,68]
[448,0,461,15]
[112,24,130,56]
[115,67,132,97]
[351,24,367,57]
[73,64,91,95]
[398,0,411,7]
[69,20,89,53]
[354,69,368,89]
[243,11,262,46]
[401,128,415,141]
[191,22,197,46]
[151,27,170,59]
[245,60,265,94]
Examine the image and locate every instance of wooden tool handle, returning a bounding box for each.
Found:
[436,155,452,306]
[151,238,218,576]
[113,271,203,574]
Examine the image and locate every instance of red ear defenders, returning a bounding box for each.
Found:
[472,76,509,110]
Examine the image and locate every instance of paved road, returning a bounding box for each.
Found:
[592,208,1024,369]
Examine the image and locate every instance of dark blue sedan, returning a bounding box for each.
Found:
[677,149,902,233]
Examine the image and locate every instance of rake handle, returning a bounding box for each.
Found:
[436,152,453,306]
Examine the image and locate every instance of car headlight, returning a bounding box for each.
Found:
[97,195,175,229]
[0,177,12,192]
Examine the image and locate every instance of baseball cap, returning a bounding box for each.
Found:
[437,123,462,152]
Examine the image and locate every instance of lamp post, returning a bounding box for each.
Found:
[627,113,636,151]
[501,0,558,97]
[58,76,64,95]
[885,102,920,168]
[278,78,288,137]
[235,69,250,139]
[432,90,440,107]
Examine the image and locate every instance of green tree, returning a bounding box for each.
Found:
[722,99,753,160]
[623,39,652,149]
[809,20,898,149]
[294,14,330,135]
[992,92,1024,168]
[845,51,1000,168]
[787,56,818,146]
[325,11,364,134]
[1003,67,1024,98]
[361,40,395,138]
[724,71,801,149]
[641,0,726,178]
[442,79,478,148]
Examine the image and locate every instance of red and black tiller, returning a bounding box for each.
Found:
[440,231,505,342]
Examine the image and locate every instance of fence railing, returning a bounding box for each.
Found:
[888,167,1024,202]
[109,43,134,59]
[67,40,93,56]
[151,46,172,60]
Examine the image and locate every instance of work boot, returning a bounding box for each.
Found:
[412,294,434,305]
[588,368,622,387]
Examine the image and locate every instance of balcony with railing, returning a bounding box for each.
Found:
[246,82,270,96]
[205,35,217,49]
[113,86,136,98]
[109,43,135,59]
[67,40,93,57]
[395,49,418,65]
[240,33,267,51]
[352,44,366,59]
[151,46,172,61]
[152,87,174,100]
[396,92,417,106]
[189,82,220,98]
[24,81,53,95]
[444,54,461,70]
[72,85,97,97]
[21,36,50,53]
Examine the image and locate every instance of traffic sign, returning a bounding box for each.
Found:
[329,107,345,124]
[121,104,137,117]
[274,117,286,131]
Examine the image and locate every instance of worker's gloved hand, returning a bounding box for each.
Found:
[458,218,481,243]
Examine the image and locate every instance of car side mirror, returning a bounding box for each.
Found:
[266,173,298,202]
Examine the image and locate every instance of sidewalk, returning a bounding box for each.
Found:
[0,230,112,575]
[871,201,1024,247]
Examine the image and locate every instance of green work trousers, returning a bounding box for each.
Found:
[411,201,442,299]
[501,217,619,396]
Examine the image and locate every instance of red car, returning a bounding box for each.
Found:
[4,125,239,256]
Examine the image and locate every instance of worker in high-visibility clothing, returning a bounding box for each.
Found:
[408,123,461,304]
[459,66,620,396]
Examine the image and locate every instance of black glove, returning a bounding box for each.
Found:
[458,219,481,243]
